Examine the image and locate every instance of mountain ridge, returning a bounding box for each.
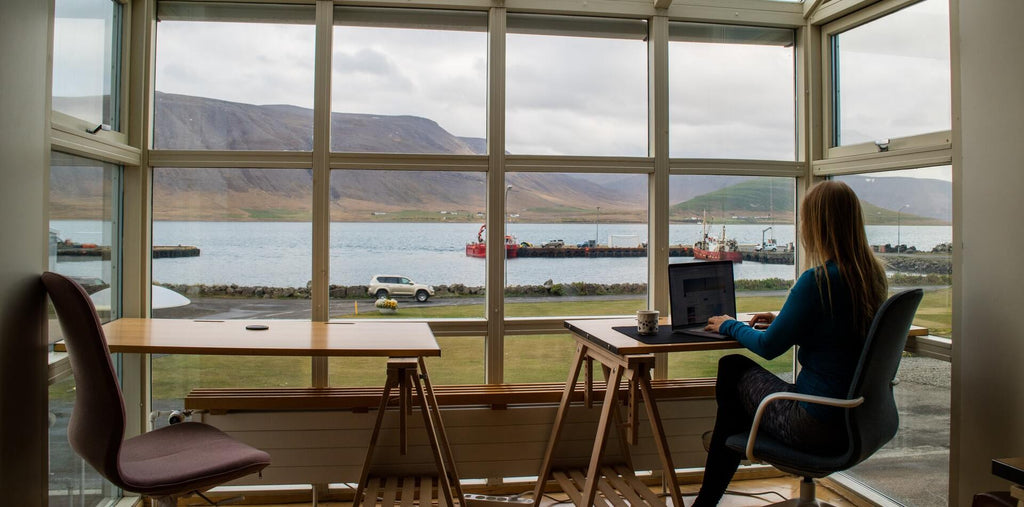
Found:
[49,93,951,224]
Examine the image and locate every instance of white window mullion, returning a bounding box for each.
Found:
[648,14,670,380]
[311,0,333,388]
[485,6,506,385]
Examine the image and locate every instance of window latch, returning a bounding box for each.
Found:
[87,124,110,134]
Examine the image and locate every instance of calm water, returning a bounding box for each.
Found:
[51,220,951,287]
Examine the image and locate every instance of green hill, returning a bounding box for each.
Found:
[671,178,795,222]
[670,177,947,225]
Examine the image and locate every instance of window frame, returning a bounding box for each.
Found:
[142,2,809,385]
[818,0,952,162]
[50,0,131,146]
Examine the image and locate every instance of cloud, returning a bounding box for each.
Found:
[155,21,316,108]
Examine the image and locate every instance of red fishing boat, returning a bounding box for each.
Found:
[693,212,742,263]
[466,224,519,258]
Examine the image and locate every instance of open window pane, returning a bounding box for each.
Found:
[832,0,951,146]
[52,0,121,129]
[154,3,315,150]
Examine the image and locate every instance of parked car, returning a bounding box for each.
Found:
[755,239,778,252]
[367,275,434,302]
[577,239,597,248]
[541,239,565,248]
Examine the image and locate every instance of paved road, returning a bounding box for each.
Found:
[153,293,659,320]
[152,285,946,321]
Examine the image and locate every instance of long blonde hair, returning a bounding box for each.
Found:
[800,180,888,332]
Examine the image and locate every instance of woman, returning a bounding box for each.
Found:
[692,180,888,506]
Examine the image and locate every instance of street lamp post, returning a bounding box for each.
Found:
[595,206,601,245]
[896,204,910,253]
[505,185,512,286]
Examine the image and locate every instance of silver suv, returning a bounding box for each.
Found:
[367,275,434,302]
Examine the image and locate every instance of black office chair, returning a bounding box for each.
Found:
[42,272,271,507]
[725,288,924,506]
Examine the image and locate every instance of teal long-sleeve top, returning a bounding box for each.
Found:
[718,261,863,422]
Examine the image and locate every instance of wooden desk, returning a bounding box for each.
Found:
[100,318,442,357]
[100,318,462,507]
[533,318,742,507]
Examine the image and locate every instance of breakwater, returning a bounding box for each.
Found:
[515,244,796,264]
[57,245,200,260]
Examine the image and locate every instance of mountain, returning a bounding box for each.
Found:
[840,175,951,222]
[49,93,952,224]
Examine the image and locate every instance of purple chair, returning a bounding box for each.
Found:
[42,272,271,506]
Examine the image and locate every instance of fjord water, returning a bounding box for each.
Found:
[52,220,951,287]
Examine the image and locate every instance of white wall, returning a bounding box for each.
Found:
[0,0,50,503]
[951,0,1024,504]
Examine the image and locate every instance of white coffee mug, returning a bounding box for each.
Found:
[637,310,659,335]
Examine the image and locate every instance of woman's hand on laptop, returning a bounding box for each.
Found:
[705,315,735,332]
[747,312,775,330]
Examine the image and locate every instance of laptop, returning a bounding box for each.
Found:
[669,260,736,340]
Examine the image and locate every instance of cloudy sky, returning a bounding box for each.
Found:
[55,0,950,179]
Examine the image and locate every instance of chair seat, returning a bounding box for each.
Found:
[725,432,851,478]
[119,422,271,496]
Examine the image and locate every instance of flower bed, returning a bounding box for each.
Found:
[375,298,398,314]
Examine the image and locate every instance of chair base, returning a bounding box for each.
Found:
[767,500,837,507]
[150,492,244,507]
[761,477,836,507]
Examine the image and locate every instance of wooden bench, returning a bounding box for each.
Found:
[184,379,717,413]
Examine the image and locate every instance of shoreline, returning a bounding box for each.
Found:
[151,272,950,301]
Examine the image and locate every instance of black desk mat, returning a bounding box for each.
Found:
[611,325,722,345]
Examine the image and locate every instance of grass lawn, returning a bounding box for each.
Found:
[149,288,951,403]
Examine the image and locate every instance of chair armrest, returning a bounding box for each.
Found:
[743,392,864,463]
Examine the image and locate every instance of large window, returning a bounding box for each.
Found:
[47,151,121,505]
[831,0,951,147]
[834,165,952,505]
[153,3,316,150]
[669,23,796,159]
[506,14,648,156]
[331,7,487,153]
[150,167,313,416]
[52,0,122,129]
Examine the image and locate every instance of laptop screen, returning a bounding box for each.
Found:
[669,260,737,331]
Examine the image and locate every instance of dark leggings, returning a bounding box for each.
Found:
[692,354,844,507]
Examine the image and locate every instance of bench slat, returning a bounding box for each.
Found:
[185,379,716,412]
